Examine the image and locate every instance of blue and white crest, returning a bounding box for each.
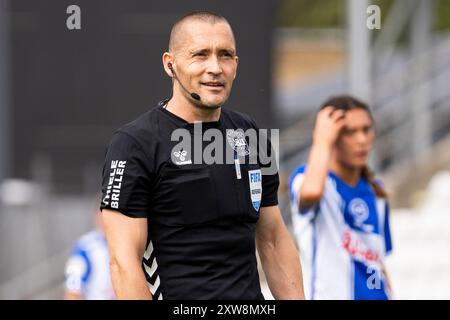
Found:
[248,169,262,212]
[349,198,373,232]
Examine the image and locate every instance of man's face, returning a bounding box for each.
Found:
[335,108,374,168]
[172,20,238,108]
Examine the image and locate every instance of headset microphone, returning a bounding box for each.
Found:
[168,63,201,101]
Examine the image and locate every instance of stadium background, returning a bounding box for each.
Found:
[0,0,449,299]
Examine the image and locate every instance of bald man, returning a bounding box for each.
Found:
[100,11,304,300]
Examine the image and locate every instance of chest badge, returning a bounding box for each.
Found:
[349,198,374,232]
[248,169,262,212]
[226,130,250,156]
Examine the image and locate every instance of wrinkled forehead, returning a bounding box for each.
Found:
[171,20,236,54]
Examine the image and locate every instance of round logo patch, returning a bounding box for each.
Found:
[349,198,369,228]
[226,130,250,156]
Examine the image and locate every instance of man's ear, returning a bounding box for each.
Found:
[162,52,174,78]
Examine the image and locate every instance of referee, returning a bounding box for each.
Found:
[100,11,304,300]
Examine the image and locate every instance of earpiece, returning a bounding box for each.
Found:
[167,62,201,101]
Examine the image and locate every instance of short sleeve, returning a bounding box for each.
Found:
[260,165,279,208]
[100,131,155,218]
[289,169,317,218]
[251,121,279,207]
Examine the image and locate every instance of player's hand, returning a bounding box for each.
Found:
[312,106,346,149]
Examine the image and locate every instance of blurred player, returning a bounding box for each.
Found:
[64,209,115,300]
[289,95,393,300]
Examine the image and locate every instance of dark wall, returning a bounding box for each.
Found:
[9,0,278,193]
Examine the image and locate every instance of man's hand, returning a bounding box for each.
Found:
[102,209,152,299]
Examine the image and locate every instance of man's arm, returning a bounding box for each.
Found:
[256,205,305,300]
[102,209,152,299]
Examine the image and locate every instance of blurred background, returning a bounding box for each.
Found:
[0,0,449,299]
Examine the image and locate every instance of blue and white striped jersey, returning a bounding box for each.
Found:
[64,230,115,300]
[289,165,393,300]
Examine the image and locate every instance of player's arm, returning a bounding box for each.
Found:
[299,107,345,209]
[256,205,305,299]
[102,209,152,299]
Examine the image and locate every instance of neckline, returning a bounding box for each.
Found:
[157,103,222,129]
[329,170,365,189]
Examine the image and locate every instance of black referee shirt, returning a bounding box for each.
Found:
[100,101,279,300]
